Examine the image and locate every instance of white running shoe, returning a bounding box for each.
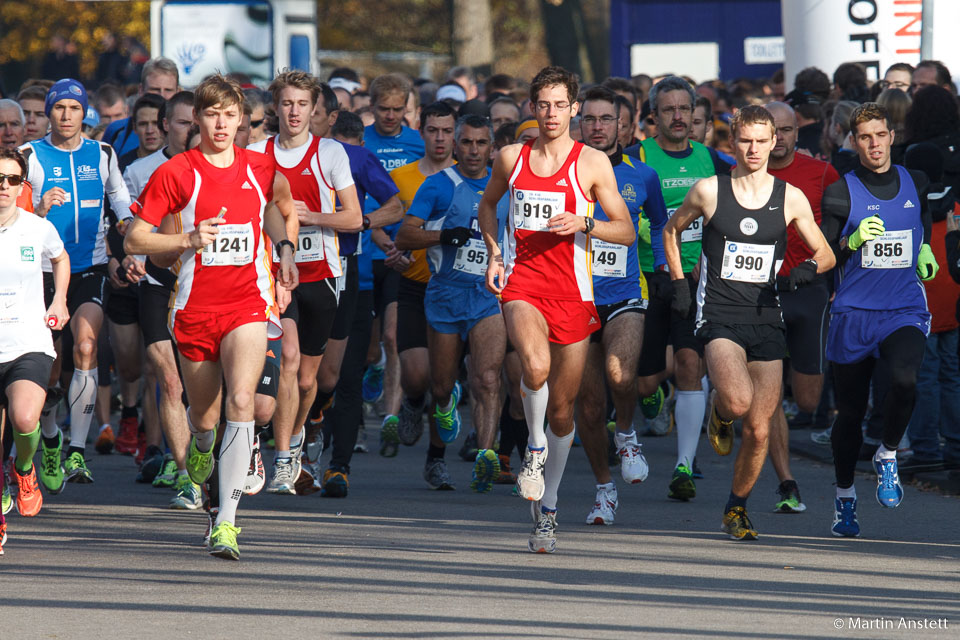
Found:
[586,484,619,525]
[615,431,649,484]
[266,458,298,495]
[529,506,557,553]
[516,445,548,501]
[243,434,266,495]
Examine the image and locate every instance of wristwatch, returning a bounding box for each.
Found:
[362,216,371,231]
[276,239,295,255]
[583,217,595,234]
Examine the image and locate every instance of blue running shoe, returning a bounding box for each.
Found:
[433,381,462,444]
[470,449,500,493]
[831,497,860,537]
[874,457,903,508]
[362,363,385,404]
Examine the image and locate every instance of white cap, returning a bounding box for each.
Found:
[329,77,361,93]
[436,84,467,103]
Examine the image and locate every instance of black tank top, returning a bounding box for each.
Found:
[696,174,787,326]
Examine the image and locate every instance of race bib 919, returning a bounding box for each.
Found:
[861,229,912,269]
[513,189,565,232]
[202,222,254,267]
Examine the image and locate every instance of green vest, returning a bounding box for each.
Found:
[637,138,716,273]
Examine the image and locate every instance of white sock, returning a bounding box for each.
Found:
[40,405,59,440]
[187,408,216,452]
[837,485,856,499]
[675,390,706,468]
[521,378,548,449]
[216,420,254,526]
[67,368,97,451]
[540,428,574,511]
[289,426,304,450]
[875,444,897,461]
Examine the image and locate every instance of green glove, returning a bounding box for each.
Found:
[638,215,651,246]
[917,243,939,281]
[848,215,885,251]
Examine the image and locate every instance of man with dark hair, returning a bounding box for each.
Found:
[833,62,869,103]
[484,73,515,101]
[489,97,521,132]
[119,94,165,169]
[17,86,49,143]
[614,95,636,149]
[93,84,128,125]
[912,60,954,95]
[447,66,478,101]
[820,102,937,537]
[665,105,833,540]
[882,63,914,92]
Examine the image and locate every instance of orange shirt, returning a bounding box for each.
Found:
[17,180,34,212]
[390,159,456,284]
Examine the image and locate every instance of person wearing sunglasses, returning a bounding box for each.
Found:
[0,147,70,554]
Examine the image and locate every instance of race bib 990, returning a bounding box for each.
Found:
[592,240,627,278]
[861,229,912,269]
[201,222,254,267]
[513,189,565,232]
[720,241,775,283]
[453,238,488,276]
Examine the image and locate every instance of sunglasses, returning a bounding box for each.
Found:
[0,173,23,186]
[250,119,265,128]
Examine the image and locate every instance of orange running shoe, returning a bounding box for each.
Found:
[15,466,43,517]
[0,520,6,555]
[95,425,115,454]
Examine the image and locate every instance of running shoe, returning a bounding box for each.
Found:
[361,362,385,404]
[321,466,349,498]
[874,456,904,508]
[379,415,399,457]
[691,456,704,479]
[643,384,675,436]
[433,381,462,444]
[811,424,833,445]
[354,425,369,453]
[459,430,479,462]
[305,430,324,464]
[0,520,6,555]
[208,521,241,560]
[721,506,758,540]
[397,398,425,446]
[774,481,807,513]
[266,458,298,495]
[39,433,64,494]
[606,422,619,468]
[152,454,178,489]
[295,459,323,496]
[615,431,649,484]
[203,507,219,547]
[15,466,43,517]
[707,407,734,456]
[470,449,500,493]
[423,458,455,490]
[831,497,860,537]
[640,384,664,419]
[586,484,618,526]
[495,454,516,484]
[244,435,266,496]
[63,451,93,483]
[94,425,115,454]
[170,474,202,510]
[667,464,696,501]
[136,448,165,484]
[114,416,139,455]
[516,445,548,501]
[1,485,11,515]
[529,506,558,553]
[186,437,215,485]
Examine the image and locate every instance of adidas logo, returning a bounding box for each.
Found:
[242,181,253,190]
[556,178,568,186]
[301,168,312,176]
[903,199,915,208]
[588,316,598,325]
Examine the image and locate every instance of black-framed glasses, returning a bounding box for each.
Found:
[582,115,617,126]
[0,173,23,186]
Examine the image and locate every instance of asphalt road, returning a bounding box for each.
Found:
[1,411,958,639]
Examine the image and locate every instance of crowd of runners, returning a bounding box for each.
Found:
[0,54,958,559]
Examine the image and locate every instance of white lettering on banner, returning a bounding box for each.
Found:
[513,189,565,232]
[861,229,912,269]
[453,238,487,276]
[201,222,254,266]
[721,241,775,283]
[744,37,785,64]
[592,240,627,278]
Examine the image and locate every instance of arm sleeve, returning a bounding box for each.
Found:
[407,177,446,222]
[709,148,732,175]
[102,145,133,222]
[820,177,853,264]
[358,153,400,206]
[107,223,126,261]
[642,167,669,269]
[41,218,65,260]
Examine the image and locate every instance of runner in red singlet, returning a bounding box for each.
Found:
[478,66,635,554]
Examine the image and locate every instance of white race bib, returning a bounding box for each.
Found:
[452,238,488,276]
[861,229,912,269]
[513,189,565,232]
[720,241,775,283]
[201,222,254,267]
[592,240,628,278]
[666,207,703,243]
[0,286,19,324]
[293,228,324,263]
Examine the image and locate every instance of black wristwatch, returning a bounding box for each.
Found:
[276,239,295,255]
[583,217,595,234]
[362,216,371,231]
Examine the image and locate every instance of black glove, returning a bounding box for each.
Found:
[788,259,818,291]
[647,270,672,303]
[440,227,472,247]
[671,278,693,318]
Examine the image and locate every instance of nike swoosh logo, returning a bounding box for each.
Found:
[769,206,779,210]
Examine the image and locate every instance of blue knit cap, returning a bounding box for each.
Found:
[45,78,88,117]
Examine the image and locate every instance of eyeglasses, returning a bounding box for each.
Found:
[880,80,910,90]
[0,173,23,186]
[535,101,571,112]
[582,115,617,126]
[250,119,265,128]
[644,118,656,126]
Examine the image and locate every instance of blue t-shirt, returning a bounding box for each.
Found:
[363,124,424,260]
[337,141,399,257]
[408,166,507,287]
[103,117,139,156]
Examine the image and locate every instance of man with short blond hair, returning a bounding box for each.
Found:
[103,57,180,155]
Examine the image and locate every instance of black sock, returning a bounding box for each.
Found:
[42,434,60,449]
[427,444,445,460]
[779,479,798,493]
[724,492,748,513]
[121,405,138,420]
[409,395,425,409]
[67,444,84,457]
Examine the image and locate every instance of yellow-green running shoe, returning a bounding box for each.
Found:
[170,474,202,510]
[1,484,11,515]
[152,454,178,488]
[39,432,65,494]
[186,437,215,485]
[63,451,93,483]
[470,449,501,493]
[208,521,241,560]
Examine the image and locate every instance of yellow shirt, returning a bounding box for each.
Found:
[390,159,452,284]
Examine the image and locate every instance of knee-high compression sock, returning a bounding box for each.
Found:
[675,390,706,469]
[40,389,61,445]
[13,425,40,474]
[67,368,97,454]
[520,379,548,450]
[216,420,254,526]
[540,429,574,511]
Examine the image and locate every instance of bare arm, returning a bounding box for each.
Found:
[663,177,715,280]
[364,194,403,229]
[263,201,297,289]
[269,173,300,246]
[395,214,441,251]
[296,183,363,231]
[555,146,634,245]
[479,146,516,295]
[785,185,835,273]
[46,249,70,330]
